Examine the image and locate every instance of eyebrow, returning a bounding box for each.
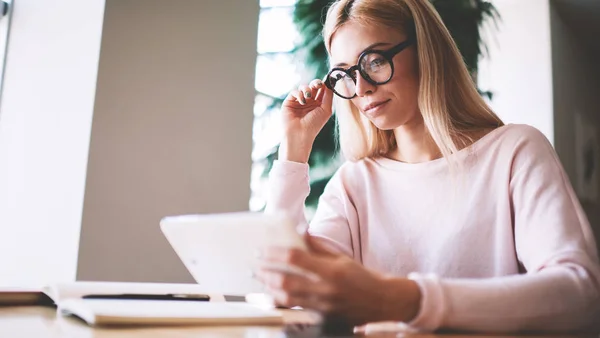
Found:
[332,42,393,68]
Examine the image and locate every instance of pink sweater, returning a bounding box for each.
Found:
[266,124,600,333]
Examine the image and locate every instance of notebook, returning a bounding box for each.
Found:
[1,212,321,327]
[0,281,298,326]
[0,287,52,306]
[57,298,284,326]
[0,281,217,307]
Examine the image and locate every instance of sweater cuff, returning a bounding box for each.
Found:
[270,160,309,177]
[406,273,447,332]
[265,160,310,216]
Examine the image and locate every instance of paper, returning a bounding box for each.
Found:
[58,299,284,326]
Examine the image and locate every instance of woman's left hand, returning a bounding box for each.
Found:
[253,235,422,326]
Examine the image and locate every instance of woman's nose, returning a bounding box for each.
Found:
[354,71,376,97]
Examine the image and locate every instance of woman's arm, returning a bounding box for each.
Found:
[404,127,600,333]
[405,261,600,333]
[258,127,600,334]
[265,159,356,258]
[265,79,357,256]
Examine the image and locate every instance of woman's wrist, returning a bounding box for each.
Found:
[279,136,313,163]
[380,277,422,323]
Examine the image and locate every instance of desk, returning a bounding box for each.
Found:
[0,306,596,338]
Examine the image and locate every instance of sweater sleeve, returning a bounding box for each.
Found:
[406,127,600,333]
[265,160,356,258]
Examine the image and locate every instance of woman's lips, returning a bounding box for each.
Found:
[363,99,390,116]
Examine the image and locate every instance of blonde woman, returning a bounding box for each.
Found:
[254,0,600,333]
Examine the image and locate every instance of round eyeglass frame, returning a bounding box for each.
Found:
[324,39,414,99]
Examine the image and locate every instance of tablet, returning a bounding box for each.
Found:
[160,212,307,296]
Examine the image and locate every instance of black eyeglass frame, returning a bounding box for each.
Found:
[324,38,415,99]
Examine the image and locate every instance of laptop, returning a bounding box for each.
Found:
[160,211,307,297]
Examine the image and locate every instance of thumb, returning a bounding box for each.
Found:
[320,86,334,114]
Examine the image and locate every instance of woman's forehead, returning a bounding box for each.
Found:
[329,22,405,66]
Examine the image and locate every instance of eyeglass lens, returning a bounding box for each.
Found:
[328,51,393,99]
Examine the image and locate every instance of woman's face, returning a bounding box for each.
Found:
[329,22,420,130]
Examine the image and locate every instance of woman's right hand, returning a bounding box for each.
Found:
[279,79,334,163]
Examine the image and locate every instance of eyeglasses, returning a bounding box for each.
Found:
[324,39,414,99]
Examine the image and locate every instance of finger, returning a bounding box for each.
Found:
[309,79,324,98]
[313,75,329,101]
[284,89,305,105]
[314,87,323,102]
[268,288,334,313]
[319,85,334,112]
[309,78,323,89]
[254,268,333,297]
[259,246,332,278]
[296,86,307,104]
[314,84,326,102]
[267,288,303,309]
[298,85,313,101]
[255,268,305,292]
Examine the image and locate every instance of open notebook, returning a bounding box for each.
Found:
[0,282,304,327]
[0,281,217,306]
[57,298,283,326]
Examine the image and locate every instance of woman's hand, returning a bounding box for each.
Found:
[254,235,422,327]
[279,79,334,163]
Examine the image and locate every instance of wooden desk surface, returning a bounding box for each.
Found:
[0,306,596,338]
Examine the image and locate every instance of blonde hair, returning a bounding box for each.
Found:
[323,0,504,162]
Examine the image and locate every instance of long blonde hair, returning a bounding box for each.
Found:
[323,0,504,162]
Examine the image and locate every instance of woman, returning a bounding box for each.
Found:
[254,0,600,333]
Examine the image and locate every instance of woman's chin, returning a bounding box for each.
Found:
[369,116,400,131]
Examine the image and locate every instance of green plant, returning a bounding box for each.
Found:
[262,0,500,214]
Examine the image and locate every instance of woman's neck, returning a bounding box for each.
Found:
[388,118,441,164]
[387,117,495,163]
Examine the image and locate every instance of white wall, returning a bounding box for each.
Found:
[76,0,259,283]
[0,0,106,286]
[478,0,554,143]
[478,0,600,246]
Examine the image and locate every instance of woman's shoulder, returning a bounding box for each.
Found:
[495,123,549,142]
[470,124,562,179]
[329,124,554,177]
[329,158,376,180]
[473,123,553,156]
[322,158,386,193]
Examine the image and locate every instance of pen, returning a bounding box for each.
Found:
[82,293,210,301]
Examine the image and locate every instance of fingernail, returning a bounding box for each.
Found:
[300,99,306,104]
[305,92,311,98]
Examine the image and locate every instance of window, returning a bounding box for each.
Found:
[250,1,300,212]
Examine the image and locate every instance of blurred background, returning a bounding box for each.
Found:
[0,0,598,287]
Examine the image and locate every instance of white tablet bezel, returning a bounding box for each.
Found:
[160,212,307,296]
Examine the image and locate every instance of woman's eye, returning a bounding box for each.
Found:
[370,58,385,69]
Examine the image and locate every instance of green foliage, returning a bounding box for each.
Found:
[293,0,334,81]
[293,0,500,81]
[262,0,500,213]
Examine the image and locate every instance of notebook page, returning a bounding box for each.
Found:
[58,299,283,326]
